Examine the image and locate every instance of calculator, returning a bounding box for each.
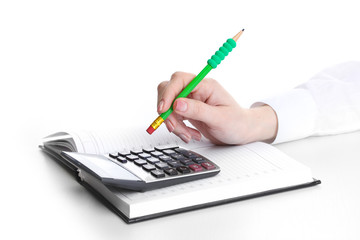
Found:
[61,145,220,191]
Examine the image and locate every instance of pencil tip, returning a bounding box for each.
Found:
[242,29,245,31]
[232,30,245,42]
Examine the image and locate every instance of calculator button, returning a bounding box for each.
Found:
[159,155,172,162]
[151,151,163,157]
[142,164,156,171]
[138,153,151,159]
[181,159,194,165]
[116,156,127,163]
[155,162,169,170]
[183,151,197,158]
[118,151,131,157]
[193,157,205,164]
[163,149,177,155]
[174,148,188,154]
[142,147,155,153]
[134,159,147,166]
[168,161,182,168]
[126,154,139,161]
[201,162,215,170]
[175,148,197,158]
[187,155,199,159]
[147,157,160,164]
[109,152,118,159]
[165,168,178,176]
[177,166,191,174]
[151,170,165,178]
[189,164,203,172]
[154,145,179,151]
[130,149,143,155]
[171,154,185,161]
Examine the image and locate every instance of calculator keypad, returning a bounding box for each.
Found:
[108,146,218,181]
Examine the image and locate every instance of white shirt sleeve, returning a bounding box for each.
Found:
[252,61,360,144]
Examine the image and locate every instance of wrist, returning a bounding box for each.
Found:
[247,105,278,143]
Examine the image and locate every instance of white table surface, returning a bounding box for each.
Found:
[2,129,359,240]
[2,1,360,239]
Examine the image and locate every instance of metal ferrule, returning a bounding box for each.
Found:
[151,116,164,130]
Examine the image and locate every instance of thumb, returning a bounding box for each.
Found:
[173,98,221,126]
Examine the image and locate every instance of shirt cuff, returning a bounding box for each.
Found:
[251,88,318,144]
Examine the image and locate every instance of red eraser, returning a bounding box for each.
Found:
[146,126,155,135]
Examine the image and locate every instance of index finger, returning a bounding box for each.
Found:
[157,71,196,113]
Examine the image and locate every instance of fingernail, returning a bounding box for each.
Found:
[174,100,187,112]
[179,134,191,143]
[165,120,174,132]
[158,100,164,112]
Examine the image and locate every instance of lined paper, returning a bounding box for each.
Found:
[107,143,312,203]
[69,126,211,155]
[57,127,316,219]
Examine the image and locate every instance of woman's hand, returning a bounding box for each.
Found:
[157,72,278,145]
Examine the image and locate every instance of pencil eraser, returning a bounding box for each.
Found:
[146,126,155,135]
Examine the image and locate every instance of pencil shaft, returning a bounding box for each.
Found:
[147,30,244,135]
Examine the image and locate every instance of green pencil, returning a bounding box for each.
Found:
[147,29,245,135]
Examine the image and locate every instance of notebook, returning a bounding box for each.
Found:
[40,127,320,223]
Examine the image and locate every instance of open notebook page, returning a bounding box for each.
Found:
[82,142,314,218]
[68,126,212,154]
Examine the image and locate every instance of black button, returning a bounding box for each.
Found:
[183,151,197,158]
[193,157,205,164]
[171,153,185,161]
[116,156,127,163]
[168,161,182,168]
[165,168,178,176]
[109,152,118,158]
[126,154,139,161]
[147,157,160,164]
[174,148,188,154]
[154,145,179,151]
[151,170,165,178]
[155,162,169,170]
[142,147,155,153]
[159,155,172,162]
[130,148,143,155]
[143,164,156,171]
[118,151,131,157]
[163,149,177,155]
[151,151,163,157]
[138,153,151,159]
[134,159,147,166]
[177,166,191,174]
[181,159,194,165]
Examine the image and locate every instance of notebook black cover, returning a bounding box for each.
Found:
[41,145,321,224]
[81,177,321,224]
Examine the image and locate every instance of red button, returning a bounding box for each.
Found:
[201,162,215,170]
[189,164,203,172]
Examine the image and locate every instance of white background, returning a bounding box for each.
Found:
[1,0,359,239]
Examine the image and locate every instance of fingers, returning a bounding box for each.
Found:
[164,114,202,143]
[164,97,222,143]
[155,71,238,143]
[157,81,168,112]
[157,72,196,113]
[157,73,236,115]
[173,98,221,126]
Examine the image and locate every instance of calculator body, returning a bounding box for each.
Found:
[61,145,220,191]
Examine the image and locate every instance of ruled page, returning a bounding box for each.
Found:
[68,126,212,154]
[102,142,314,218]
[116,142,313,201]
